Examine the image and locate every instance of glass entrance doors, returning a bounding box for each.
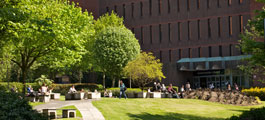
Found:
[193,75,230,89]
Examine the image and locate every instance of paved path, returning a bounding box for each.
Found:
[34,100,105,120]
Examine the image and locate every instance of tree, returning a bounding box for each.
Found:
[93,26,140,88]
[92,12,126,88]
[124,52,165,91]
[239,3,265,82]
[0,0,94,94]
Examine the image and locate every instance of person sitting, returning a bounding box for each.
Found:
[10,85,18,93]
[168,84,176,94]
[161,84,167,92]
[209,83,214,89]
[40,83,48,95]
[157,82,162,92]
[27,85,35,96]
[185,82,191,91]
[180,85,185,98]
[109,90,113,98]
[69,85,77,93]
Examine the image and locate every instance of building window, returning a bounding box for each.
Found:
[168,0,171,13]
[159,24,162,43]
[198,20,200,39]
[150,26,153,44]
[169,50,172,62]
[208,19,211,38]
[218,17,221,38]
[228,0,232,6]
[219,45,223,57]
[114,5,117,13]
[197,0,200,9]
[209,46,212,57]
[179,49,182,59]
[106,6,109,13]
[239,15,243,33]
[178,22,181,41]
[229,16,233,36]
[168,23,171,43]
[141,27,144,45]
[229,44,233,56]
[160,51,162,62]
[177,0,180,12]
[198,47,201,57]
[187,0,190,11]
[149,0,152,15]
[207,0,210,9]
[158,0,162,15]
[188,48,192,58]
[131,3,134,18]
[239,0,243,4]
[123,4,126,19]
[140,2,143,16]
[217,0,220,7]
[188,21,191,40]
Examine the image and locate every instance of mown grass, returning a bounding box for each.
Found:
[93,98,265,120]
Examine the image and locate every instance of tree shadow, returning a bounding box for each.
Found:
[127,112,225,120]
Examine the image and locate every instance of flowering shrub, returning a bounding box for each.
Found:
[242,87,265,100]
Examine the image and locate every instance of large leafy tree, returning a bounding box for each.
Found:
[0,0,94,93]
[239,2,265,82]
[93,26,140,88]
[124,52,165,91]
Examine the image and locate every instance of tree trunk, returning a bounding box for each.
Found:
[130,74,132,88]
[118,79,120,88]
[16,69,21,82]
[112,77,115,87]
[78,70,82,83]
[21,67,27,95]
[103,72,105,88]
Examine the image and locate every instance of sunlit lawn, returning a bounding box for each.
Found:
[29,102,45,107]
[93,98,265,120]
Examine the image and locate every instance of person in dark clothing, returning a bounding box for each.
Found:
[119,80,127,99]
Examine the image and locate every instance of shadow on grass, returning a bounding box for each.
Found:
[128,112,225,120]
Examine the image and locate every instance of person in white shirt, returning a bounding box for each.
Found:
[41,84,48,94]
[69,85,77,93]
[161,84,167,92]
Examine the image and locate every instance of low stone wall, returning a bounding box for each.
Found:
[183,89,261,106]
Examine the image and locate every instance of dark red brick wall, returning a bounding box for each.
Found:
[72,0,264,86]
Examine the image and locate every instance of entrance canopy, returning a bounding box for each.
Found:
[177,55,251,71]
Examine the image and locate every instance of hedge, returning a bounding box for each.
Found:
[0,82,103,95]
[0,91,47,120]
[228,107,265,120]
[242,87,265,100]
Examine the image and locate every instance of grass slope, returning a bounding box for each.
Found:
[92,98,265,120]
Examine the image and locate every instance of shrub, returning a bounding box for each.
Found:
[228,107,265,120]
[0,91,47,120]
[35,75,53,88]
[106,88,143,97]
[242,87,265,100]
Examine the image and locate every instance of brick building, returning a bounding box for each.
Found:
[72,0,264,88]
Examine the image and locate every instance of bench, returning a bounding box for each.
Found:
[42,109,76,119]
[39,95,50,103]
[50,93,61,100]
[43,109,57,119]
[87,92,101,99]
[65,92,85,100]
[150,92,162,98]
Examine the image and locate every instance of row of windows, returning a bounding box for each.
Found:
[106,0,244,18]
[132,15,244,45]
[159,44,238,62]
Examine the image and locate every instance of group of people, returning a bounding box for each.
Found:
[26,83,51,97]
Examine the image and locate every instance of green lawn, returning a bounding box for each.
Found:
[56,105,82,120]
[29,102,45,107]
[92,98,265,120]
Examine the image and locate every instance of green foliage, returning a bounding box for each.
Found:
[242,87,265,100]
[0,91,47,120]
[124,52,165,90]
[35,75,53,87]
[239,5,265,82]
[51,83,104,95]
[228,107,265,120]
[93,26,140,86]
[106,88,143,97]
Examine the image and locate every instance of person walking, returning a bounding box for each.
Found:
[119,80,127,99]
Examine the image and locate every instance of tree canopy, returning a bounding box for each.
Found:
[93,26,140,87]
[124,52,165,91]
[0,0,94,93]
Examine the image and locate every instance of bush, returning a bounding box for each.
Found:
[106,88,143,97]
[228,107,265,120]
[0,82,103,95]
[35,75,53,88]
[242,87,265,100]
[0,91,47,120]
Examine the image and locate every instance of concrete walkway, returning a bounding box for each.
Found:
[34,100,105,120]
